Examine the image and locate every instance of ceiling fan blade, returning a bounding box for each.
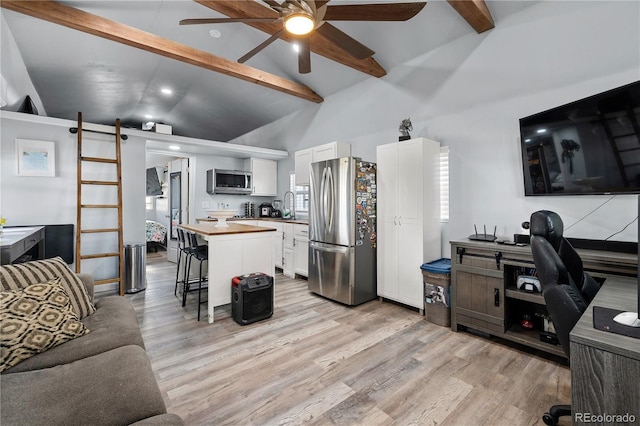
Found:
[238,29,285,63]
[297,35,311,74]
[262,0,281,6]
[323,2,426,21]
[180,17,276,25]
[315,23,374,59]
[262,0,284,10]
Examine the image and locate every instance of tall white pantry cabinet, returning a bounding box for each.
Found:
[376,137,441,310]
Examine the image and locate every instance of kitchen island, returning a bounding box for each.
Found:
[179,223,276,323]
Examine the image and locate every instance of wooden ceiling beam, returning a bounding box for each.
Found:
[0,0,324,103]
[194,0,387,78]
[447,0,495,34]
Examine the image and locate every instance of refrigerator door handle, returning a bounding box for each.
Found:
[327,166,334,232]
[310,241,349,254]
[320,166,328,231]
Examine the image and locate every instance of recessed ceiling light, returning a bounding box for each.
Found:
[145,114,153,119]
[169,145,180,151]
[161,88,173,95]
[209,29,222,38]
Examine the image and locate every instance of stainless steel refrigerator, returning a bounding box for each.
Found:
[308,157,377,305]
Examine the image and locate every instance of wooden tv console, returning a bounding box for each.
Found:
[450,239,637,358]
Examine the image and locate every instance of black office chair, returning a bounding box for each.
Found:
[530,210,601,426]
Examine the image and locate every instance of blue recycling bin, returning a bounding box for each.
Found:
[420,258,451,326]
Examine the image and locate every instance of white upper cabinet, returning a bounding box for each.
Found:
[294,141,351,185]
[294,149,313,186]
[245,158,277,196]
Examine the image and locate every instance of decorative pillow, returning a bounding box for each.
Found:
[0,256,95,319]
[0,278,90,372]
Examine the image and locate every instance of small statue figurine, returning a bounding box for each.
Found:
[398,118,413,141]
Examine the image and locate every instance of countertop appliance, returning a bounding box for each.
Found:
[206,169,252,195]
[308,157,377,305]
[271,199,283,218]
[258,202,273,218]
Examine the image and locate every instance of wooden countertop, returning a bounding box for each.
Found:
[179,223,276,236]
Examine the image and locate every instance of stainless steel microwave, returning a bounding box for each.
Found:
[206,169,253,195]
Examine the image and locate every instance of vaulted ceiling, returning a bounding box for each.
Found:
[1,0,504,142]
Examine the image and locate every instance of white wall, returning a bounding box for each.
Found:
[1,112,146,283]
[0,13,45,112]
[230,1,640,257]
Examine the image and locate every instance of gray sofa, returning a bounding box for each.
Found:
[0,269,183,425]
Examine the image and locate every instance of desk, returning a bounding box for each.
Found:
[450,240,637,357]
[0,226,45,265]
[179,223,276,324]
[570,277,640,425]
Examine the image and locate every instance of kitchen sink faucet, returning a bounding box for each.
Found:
[283,191,295,220]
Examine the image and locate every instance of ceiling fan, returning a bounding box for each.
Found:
[180,1,426,74]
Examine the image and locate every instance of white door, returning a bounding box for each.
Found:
[398,140,424,222]
[376,142,399,298]
[295,149,313,186]
[397,220,423,308]
[377,217,399,299]
[250,158,277,196]
[312,144,336,162]
[293,225,309,276]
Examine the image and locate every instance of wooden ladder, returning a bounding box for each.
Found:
[74,112,125,295]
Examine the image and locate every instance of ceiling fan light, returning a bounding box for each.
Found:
[284,13,315,35]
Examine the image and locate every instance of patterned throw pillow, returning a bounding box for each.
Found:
[0,256,95,319]
[0,278,90,373]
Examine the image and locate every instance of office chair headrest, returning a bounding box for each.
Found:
[530,210,564,250]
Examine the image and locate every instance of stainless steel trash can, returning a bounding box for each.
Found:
[124,243,146,293]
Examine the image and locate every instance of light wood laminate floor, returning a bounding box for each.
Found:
[125,255,571,425]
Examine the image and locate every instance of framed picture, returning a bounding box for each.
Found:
[16,139,56,177]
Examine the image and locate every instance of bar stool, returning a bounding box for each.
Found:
[175,228,201,308]
[174,228,190,297]
[186,231,208,321]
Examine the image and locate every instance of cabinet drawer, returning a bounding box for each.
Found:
[294,224,309,238]
[260,220,283,232]
[457,313,504,334]
[452,247,502,271]
[23,232,42,253]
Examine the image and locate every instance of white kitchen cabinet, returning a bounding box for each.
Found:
[312,141,351,162]
[294,149,313,186]
[293,224,309,277]
[259,220,284,269]
[376,138,441,309]
[282,223,295,278]
[245,158,277,196]
[294,141,351,185]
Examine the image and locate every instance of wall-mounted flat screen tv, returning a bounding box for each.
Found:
[520,81,640,196]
